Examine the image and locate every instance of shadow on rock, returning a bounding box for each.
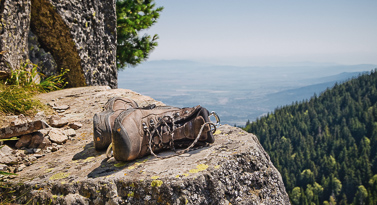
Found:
[72,141,104,160]
[87,145,211,178]
[87,154,151,178]
[87,158,119,178]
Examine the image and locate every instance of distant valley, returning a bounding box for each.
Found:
[118,60,376,126]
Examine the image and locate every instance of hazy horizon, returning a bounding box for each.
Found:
[139,1,377,67]
[121,1,377,125]
[119,60,376,125]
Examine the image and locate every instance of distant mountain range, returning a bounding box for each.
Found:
[119,60,376,125]
[264,72,362,110]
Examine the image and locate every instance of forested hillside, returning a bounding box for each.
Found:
[245,70,377,205]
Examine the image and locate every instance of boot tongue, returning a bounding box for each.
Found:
[113,99,138,110]
[175,105,202,123]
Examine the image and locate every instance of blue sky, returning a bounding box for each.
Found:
[142,0,377,66]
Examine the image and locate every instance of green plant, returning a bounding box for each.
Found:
[0,171,16,176]
[5,61,39,87]
[38,68,69,92]
[0,137,19,142]
[0,62,68,115]
[0,182,33,205]
[0,83,44,115]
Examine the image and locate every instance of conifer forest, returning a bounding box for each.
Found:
[245,70,377,205]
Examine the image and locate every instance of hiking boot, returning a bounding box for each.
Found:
[112,105,216,161]
[93,97,139,150]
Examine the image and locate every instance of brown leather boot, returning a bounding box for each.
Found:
[93,97,139,150]
[112,105,217,161]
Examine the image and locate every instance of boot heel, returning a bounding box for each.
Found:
[93,97,139,151]
[93,111,112,150]
[112,109,142,161]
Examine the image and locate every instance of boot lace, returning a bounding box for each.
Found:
[145,115,217,159]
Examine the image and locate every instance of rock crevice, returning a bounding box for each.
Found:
[30,0,86,87]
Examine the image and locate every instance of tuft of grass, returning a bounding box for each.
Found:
[0,171,16,176]
[5,62,39,87]
[0,62,68,116]
[39,68,69,92]
[0,83,46,115]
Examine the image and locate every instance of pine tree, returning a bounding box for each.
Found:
[116,0,163,69]
[353,185,368,205]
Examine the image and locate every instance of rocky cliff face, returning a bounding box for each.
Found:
[0,87,290,204]
[0,0,31,78]
[0,0,117,88]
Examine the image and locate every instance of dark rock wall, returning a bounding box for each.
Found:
[30,0,117,88]
[30,0,86,87]
[51,0,117,88]
[0,0,117,88]
[0,0,31,78]
[28,31,58,77]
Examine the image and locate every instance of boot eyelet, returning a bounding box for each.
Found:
[142,122,148,130]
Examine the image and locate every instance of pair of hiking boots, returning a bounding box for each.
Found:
[93,97,219,162]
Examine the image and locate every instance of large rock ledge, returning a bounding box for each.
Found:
[0,87,289,204]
